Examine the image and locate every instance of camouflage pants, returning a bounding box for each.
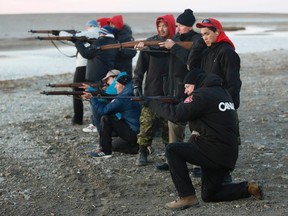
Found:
[137,106,169,146]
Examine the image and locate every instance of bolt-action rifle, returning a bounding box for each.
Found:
[40,90,111,96]
[46,82,105,88]
[29,29,77,34]
[98,40,193,50]
[40,91,179,103]
[36,37,193,50]
[36,36,96,43]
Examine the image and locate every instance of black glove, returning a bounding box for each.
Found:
[70,36,78,43]
[133,86,142,96]
[51,30,60,36]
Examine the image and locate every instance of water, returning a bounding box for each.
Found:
[0,13,288,80]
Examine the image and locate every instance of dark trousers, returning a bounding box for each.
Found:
[99,115,138,154]
[166,142,251,202]
[72,66,86,123]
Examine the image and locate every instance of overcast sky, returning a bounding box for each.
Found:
[0,0,286,14]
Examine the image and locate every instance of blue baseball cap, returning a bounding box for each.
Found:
[85,19,98,27]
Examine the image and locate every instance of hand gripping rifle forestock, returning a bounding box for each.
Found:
[97,40,193,50]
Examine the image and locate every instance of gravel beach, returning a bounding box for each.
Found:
[0,48,287,215]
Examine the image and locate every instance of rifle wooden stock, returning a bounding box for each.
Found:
[36,37,192,50]
[98,40,193,50]
[36,36,95,43]
[29,29,77,34]
[47,82,104,88]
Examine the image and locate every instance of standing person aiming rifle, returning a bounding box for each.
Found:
[107,15,137,77]
[133,14,176,167]
[156,9,207,173]
[50,19,99,125]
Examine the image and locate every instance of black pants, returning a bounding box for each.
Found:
[166,142,251,202]
[72,66,86,123]
[99,115,138,154]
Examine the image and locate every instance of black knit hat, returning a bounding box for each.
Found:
[183,69,205,85]
[116,75,131,85]
[176,9,196,27]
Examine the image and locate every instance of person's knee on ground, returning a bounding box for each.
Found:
[112,137,139,154]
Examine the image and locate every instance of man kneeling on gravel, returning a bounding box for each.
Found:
[146,69,263,210]
[84,75,142,158]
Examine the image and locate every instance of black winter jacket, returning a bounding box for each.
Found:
[200,42,242,109]
[75,36,118,82]
[167,30,203,98]
[114,25,137,77]
[149,74,238,170]
[133,35,170,96]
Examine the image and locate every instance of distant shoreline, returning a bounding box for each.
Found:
[1,12,288,52]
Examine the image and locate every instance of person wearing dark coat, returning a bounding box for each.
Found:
[147,69,263,211]
[195,18,242,109]
[74,25,118,83]
[55,20,99,125]
[195,18,242,146]
[87,75,142,158]
[133,14,176,166]
[157,9,206,171]
[108,15,137,77]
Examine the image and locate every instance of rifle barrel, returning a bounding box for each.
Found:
[36,36,95,43]
[47,82,104,88]
[40,91,116,97]
[29,29,77,34]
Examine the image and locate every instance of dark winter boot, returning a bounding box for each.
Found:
[156,144,169,171]
[136,146,148,166]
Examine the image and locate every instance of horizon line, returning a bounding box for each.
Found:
[1,11,288,15]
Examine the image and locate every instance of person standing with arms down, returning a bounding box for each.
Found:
[147,69,263,211]
[108,15,137,77]
[53,19,99,125]
[157,9,206,171]
[191,18,242,145]
[133,14,176,166]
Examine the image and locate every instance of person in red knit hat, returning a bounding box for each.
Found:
[97,17,110,28]
[107,15,137,77]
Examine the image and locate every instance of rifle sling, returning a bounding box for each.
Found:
[50,40,76,58]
